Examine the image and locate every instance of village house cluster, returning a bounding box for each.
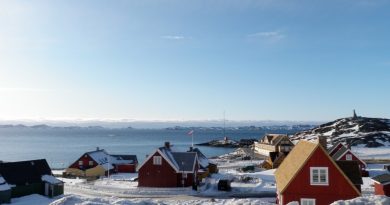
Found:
[0,133,389,204]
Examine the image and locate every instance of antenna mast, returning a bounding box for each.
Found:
[223,111,226,138]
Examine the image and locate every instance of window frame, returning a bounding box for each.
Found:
[89,161,94,166]
[153,156,162,165]
[78,161,83,166]
[301,198,316,205]
[346,154,352,161]
[310,167,329,186]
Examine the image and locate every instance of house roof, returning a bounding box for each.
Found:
[138,146,198,173]
[327,142,345,155]
[260,134,290,146]
[83,150,137,169]
[331,147,367,166]
[372,174,390,185]
[85,150,115,170]
[189,148,209,169]
[275,140,318,193]
[336,161,363,185]
[171,152,197,172]
[158,147,180,170]
[332,146,349,160]
[111,155,138,164]
[275,140,361,195]
[0,159,52,186]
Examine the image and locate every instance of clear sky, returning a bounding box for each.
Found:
[0,0,389,122]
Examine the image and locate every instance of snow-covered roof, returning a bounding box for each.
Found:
[88,150,114,165]
[190,148,209,169]
[111,155,137,164]
[159,147,180,170]
[0,176,10,191]
[86,150,136,166]
[41,175,63,185]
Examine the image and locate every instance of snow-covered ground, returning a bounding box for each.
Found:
[7,148,390,205]
[51,195,275,205]
[331,195,390,205]
[352,146,390,159]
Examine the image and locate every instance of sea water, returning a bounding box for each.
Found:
[0,128,295,168]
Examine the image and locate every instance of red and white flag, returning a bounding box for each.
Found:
[187,130,194,136]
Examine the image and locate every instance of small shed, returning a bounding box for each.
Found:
[41,175,64,198]
[372,174,390,196]
[0,159,64,198]
[0,175,11,204]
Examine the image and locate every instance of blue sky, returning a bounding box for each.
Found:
[0,0,389,121]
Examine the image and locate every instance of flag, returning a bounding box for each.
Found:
[187,130,194,136]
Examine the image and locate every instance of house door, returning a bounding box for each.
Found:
[45,183,49,196]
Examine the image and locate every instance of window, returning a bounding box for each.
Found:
[310,167,328,185]
[182,173,187,178]
[89,161,94,166]
[346,154,352,161]
[78,161,83,166]
[301,198,316,205]
[153,156,162,165]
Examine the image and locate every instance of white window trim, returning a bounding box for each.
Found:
[153,156,162,165]
[78,161,83,166]
[346,154,352,161]
[89,161,94,166]
[301,198,316,205]
[310,167,329,186]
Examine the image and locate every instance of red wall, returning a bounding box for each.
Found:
[138,152,178,187]
[280,148,360,205]
[175,161,198,187]
[375,183,390,196]
[338,151,366,169]
[69,154,98,170]
[116,164,136,173]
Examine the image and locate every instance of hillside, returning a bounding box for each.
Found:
[291,116,390,147]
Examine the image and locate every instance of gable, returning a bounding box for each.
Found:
[337,150,367,167]
[138,150,179,173]
[70,153,97,168]
[273,136,294,146]
[275,141,360,196]
[283,147,361,197]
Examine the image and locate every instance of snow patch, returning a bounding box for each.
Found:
[331,195,390,205]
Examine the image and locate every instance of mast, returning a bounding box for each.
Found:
[223,111,226,139]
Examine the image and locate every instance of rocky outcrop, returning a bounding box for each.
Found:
[291,116,390,147]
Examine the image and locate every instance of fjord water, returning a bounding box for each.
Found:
[0,128,292,168]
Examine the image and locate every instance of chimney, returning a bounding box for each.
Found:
[96,147,100,151]
[189,146,193,152]
[164,142,170,149]
[316,136,328,149]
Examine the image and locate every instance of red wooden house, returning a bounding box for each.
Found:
[138,142,199,187]
[372,174,390,196]
[67,148,137,177]
[275,140,362,205]
[330,145,367,170]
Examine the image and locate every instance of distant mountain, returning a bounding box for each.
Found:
[0,119,321,129]
[291,116,390,147]
[166,124,316,132]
